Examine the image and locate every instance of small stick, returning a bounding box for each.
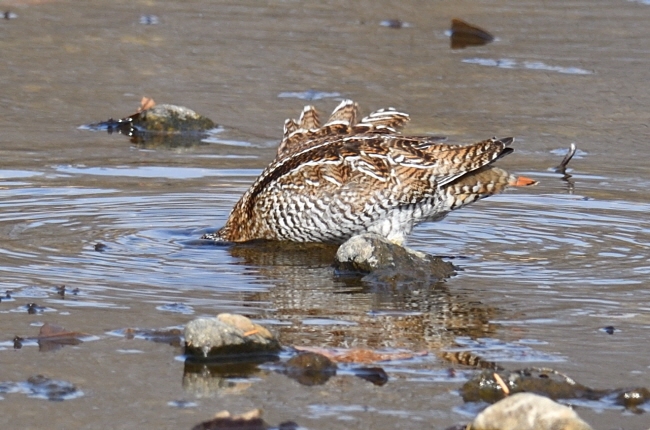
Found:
[493,372,510,395]
[555,143,577,173]
[243,329,259,337]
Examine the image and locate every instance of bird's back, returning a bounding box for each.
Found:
[204,100,535,244]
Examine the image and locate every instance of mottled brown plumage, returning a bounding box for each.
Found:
[203,100,536,244]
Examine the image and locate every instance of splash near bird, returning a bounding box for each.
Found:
[202,100,536,244]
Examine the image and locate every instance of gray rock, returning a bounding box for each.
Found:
[333,233,455,284]
[469,392,594,430]
[184,313,281,358]
[133,104,215,132]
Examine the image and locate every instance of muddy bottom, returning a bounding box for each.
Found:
[1,0,650,429]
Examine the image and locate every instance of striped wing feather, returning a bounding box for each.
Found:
[206,100,531,243]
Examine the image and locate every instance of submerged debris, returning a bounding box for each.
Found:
[184,314,281,359]
[36,323,87,352]
[12,322,89,352]
[0,375,83,401]
[450,18,494,49]
[468,392,593,430]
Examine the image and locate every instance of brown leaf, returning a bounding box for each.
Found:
[138,96,156,112]
[37,322,87,339]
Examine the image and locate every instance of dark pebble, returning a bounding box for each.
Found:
[284,352,337,386]
[354,366,388,386]
[380,19,410,29]
[139,14,159,25]
[601,326,616,334]
[13,336,24,349]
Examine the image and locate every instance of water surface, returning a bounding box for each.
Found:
[1,0,649,428]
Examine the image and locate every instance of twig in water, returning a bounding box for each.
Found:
[493,372,510,395]
[554,143,577,174]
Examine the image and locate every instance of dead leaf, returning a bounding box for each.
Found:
[32,323,88,352]
[138,96,156,112]
[37,322,88,339]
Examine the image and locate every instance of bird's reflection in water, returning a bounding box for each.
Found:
[224,241,499,351]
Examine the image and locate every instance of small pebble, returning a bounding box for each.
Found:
[380,19,412,29]
[601,326,616,335]
[139,15,159,25]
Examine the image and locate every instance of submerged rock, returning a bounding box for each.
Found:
[461,368,588,404]
[461,368,650,411]
[333,233,455,284]
[0,375,84,401]
[282,352,338,386]
[184,314,281,359]
[469,392,593,430]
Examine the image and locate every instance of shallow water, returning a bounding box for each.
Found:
[1,0,650,429]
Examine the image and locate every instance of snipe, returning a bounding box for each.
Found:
[202,100,536,244]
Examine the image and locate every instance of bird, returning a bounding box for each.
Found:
[202,100,536,244]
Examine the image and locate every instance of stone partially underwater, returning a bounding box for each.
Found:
[334,233,456,285]
[81,97,217,147]
[184,313,281,359]
[461,368,650,412]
